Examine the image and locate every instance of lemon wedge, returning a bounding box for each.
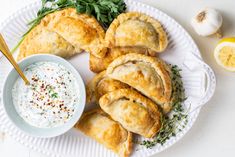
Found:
[214,37,235,71]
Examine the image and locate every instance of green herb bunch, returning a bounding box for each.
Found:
[140,65,188,148]
[36,0,126,28]
[76,0,126,28]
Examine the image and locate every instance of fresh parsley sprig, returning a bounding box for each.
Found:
[76,0,126,28]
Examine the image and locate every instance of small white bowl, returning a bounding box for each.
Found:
[2,54,86,138]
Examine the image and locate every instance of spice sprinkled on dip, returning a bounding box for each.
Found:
[12,62,79,128]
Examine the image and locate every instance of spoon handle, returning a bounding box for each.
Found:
[0,34,29,85]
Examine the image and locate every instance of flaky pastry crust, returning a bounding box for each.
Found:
[40,8,107,58]
[75,109,133,157]
[99,89,162,138]
[18,25,75,61]
[105,12,168,56]
[106,53,172,113]
[86,70,129,104]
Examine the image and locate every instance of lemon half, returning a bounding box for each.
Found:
[214,37,235,71]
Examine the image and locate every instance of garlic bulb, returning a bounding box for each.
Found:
[191,8,223,37]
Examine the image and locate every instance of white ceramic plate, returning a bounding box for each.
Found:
[0,0,216,157]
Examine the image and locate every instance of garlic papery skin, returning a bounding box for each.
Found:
[191,8,223,37]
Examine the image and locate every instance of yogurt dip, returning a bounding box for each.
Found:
[12,61,80,128]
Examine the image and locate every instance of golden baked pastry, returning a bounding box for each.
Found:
[18,25,75,61]
[90,47,148,73]
[106,53,172,113]
[86,70,129,104]
[99,89,162,138]
[75,109,132,157]
[41,8,107,58]
[105,12,168,56]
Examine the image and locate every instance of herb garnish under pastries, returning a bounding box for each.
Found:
[140,65,188,148]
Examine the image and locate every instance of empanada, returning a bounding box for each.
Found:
[90,47,148,73]
[99,89,162,138]
[106,53,172,113]
[41,8,107,58]
[18,25,75,61]
[105,12,168,56]
[86,70,129,104]
[75,109,132,157]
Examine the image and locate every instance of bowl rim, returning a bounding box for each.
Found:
[2,54,86,138]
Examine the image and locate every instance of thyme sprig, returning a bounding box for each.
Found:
[140,65,188,148]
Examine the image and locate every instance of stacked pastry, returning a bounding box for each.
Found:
[18,9,172,157]
[77,13,172,157]
[79,53,172,157]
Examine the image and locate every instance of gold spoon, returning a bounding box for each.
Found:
[0,34,29,85]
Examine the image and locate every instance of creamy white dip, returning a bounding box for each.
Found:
[12,62,80,128]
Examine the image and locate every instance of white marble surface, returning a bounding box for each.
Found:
[0,0,235,157]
